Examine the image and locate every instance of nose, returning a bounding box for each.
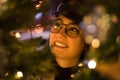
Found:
[57,26,67,38]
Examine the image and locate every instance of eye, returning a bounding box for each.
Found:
[70,27,79,32]
[53,19,63,28]
[67,25,79,32]
[50,21,62,33]
[54,22,61,27]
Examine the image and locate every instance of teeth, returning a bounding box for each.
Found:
[55,42,67,47]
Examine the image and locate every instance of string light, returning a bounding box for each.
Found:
[78,62,83,67]
[15,71,23,79]
[82,5,111,45]
[85,35,94,44]
[86,24,97,33]
[15,32,21,38]
[116,36,120,44]
[4,72,9,77]
[35,12,43,20]
[92,39,100,48]
[0,0,8,15]
[70,73,75,78]
[88,60,97,69]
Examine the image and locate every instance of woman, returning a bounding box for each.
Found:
[42,1,120,80]
[48,2,91,80]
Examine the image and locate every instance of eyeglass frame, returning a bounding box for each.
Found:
[50,19,81,38]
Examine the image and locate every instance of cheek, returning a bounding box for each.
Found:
[69,38,85,54]
[49,33,55,46]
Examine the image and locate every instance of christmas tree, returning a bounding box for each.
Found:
[0,0,120,80]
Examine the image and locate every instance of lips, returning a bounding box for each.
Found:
[54,41,68,48]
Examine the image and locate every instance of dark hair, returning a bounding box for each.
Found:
[52,2,86,24]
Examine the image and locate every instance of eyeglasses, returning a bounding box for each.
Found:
[50,19,80,38]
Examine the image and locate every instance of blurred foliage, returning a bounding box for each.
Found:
[0,0,53,31]
[1,34,55,79]
[0,0,120,79]
[0,0,55,79]
[0,0,35,31]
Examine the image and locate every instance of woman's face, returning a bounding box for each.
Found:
[49,15,85,60]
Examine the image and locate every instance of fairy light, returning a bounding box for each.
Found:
[78,62,83,67]
[88,60,97,69]
[85,35,94,44]
[15,71,23,79]
[15,32,21,38]
[0,0,8,14]
[17,71,23,77]
[92,39,100,48]
[116,36,120,44]
[4,72,9,76]
[35,12,43,20]
[83,15,92,25]
[35,0,42,9]
[111,14,119,23]
[70,73,75,78]
[93,5,106,15]
[86,24,97,33]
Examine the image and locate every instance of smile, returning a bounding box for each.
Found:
[54,41,68,48]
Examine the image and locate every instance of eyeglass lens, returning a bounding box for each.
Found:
[50,19,80,38]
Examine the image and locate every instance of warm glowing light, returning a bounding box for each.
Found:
[70,74,75,78]
[93,5,106,15]
[116,36,120,44]
[0,0,7,3]
[92,39,100,48]
[15,32,21,38]
[39,1,42,4]
[0,0,8,13]
[88,60,97,69]
[111,14,119,23]
[15,71,23,79]
[17,71,23,77]
[85,35,94,44]
[34,24,44,33]
[78,63,83,67]
[35,4,41,9]
[4,72,8,76]
[10,30,16,36]
[83,15,92,24]
[35,1,42,9]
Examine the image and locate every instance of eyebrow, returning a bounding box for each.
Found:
[56,18,62,21]
[55,18,76,25]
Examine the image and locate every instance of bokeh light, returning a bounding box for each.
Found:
[78,62,83,67]
[116,36,120,44]
[15,32,21,38]
[88,60,97,69]
[85,35,94,44]
[15,71,23,79]
[35,12,43,20]
[92,39,100,48]
[0,0,8,15]
[86,24,97,33]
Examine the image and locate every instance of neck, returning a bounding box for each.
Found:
[56,58,79,68]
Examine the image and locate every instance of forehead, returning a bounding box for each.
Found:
[57,15,74,24]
